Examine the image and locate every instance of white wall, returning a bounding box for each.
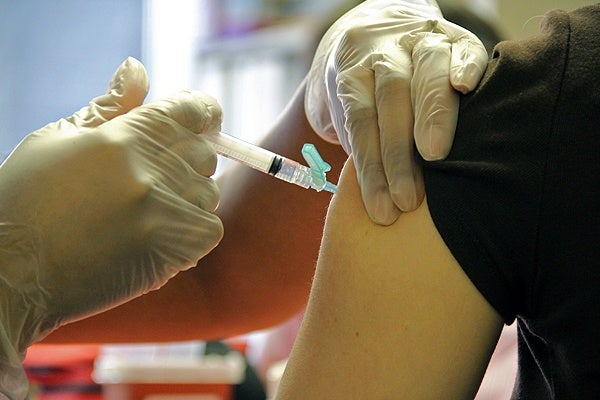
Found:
[0,0,143,154]
[494,0,592,39]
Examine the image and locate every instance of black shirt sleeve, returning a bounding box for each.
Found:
[423,5,600,323]
[422,5,600,398]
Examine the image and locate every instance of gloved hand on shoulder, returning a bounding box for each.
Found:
[305,0,488,225]
[0,57,224,398]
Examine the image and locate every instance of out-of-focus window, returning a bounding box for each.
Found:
[0,0,143,156]
[143,0,348,174]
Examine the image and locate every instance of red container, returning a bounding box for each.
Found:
[92,343,245,400]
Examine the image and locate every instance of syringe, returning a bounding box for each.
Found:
[205,132,337,194]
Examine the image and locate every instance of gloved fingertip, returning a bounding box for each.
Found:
[451,61,485,94]
[390,183,425,213]
[106,57,149,110]
[417,123,453,161]
[152,90,223,134]
[364,190,401,226]
[369,203,401,226]
[450,40,488,94]
[185,91,223,134]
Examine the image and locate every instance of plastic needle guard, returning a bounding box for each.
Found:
[301,143,336,193]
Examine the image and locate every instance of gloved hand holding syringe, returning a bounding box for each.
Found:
[206,131,337,194]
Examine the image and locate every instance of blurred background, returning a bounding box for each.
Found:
[0,0,593,398]
[0,0,592,155]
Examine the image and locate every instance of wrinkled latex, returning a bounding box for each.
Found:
[0,58,224,398]
[305,0,488,225]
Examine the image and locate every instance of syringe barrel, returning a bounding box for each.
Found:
[205,132,323,192]
[206,132,275,173]
[274,158,312,189]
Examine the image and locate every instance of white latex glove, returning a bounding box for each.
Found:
[305,0,488,225]
[0,58,224,398]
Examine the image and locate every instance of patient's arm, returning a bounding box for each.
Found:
[44,80,347,344]
[276,157,504,399]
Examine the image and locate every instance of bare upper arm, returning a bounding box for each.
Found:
[276,157,504,399]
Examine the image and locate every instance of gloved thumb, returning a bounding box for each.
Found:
[67,57,149,129]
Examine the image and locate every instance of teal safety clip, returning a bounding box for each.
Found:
[302,143,337,194]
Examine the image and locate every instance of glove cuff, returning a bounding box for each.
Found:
[0,224,51,398]
[0,290,33,399]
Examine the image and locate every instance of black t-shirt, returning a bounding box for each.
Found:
[422,5,600,399]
